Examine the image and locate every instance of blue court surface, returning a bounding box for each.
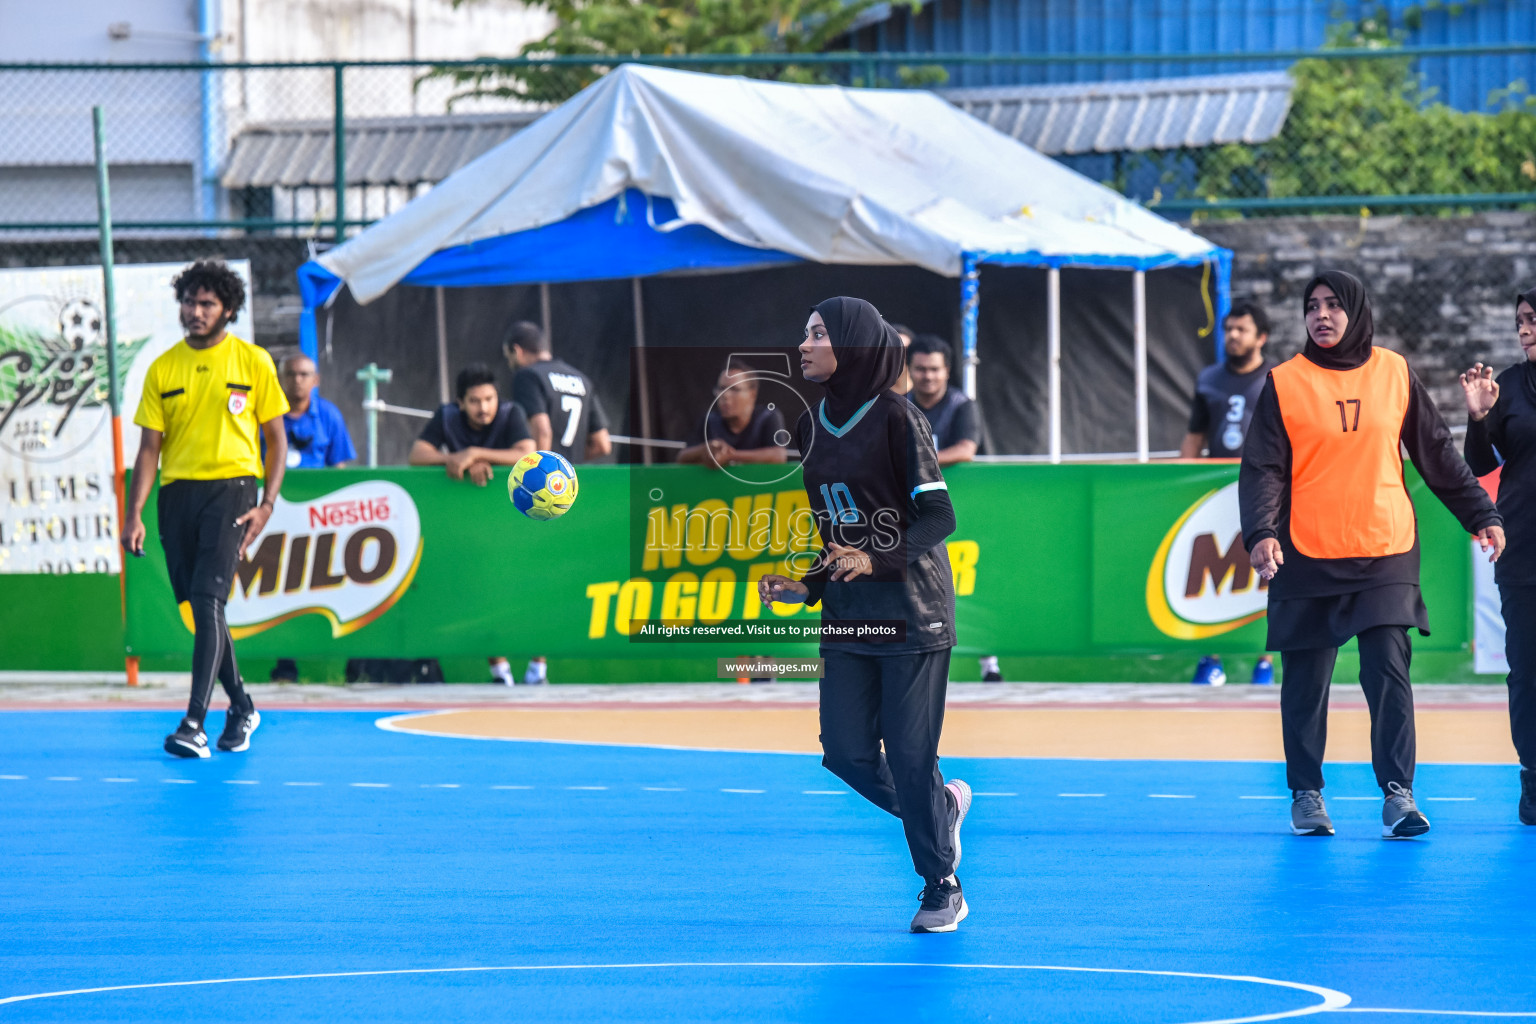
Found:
[2,709,1535,1023]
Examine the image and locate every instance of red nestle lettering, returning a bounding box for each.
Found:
[307,496,392,530]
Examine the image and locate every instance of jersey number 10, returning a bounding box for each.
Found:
[820,482,861,524]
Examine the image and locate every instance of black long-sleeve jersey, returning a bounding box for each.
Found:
[1240,363,1500,599]
[793,392,957,656]
[1465,364,1536,586]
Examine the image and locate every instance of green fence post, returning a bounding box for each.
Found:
[333,63,346,242]
[356,363,393,468]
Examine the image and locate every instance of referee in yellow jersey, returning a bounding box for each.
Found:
[123,261,289,758]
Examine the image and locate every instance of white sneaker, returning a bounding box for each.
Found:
[491,662,515,686]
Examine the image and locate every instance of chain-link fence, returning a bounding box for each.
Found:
[1,44,1533,252]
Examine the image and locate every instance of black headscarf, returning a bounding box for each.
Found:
[812,296,905,425]
[1518,289,1536,407]
[1301,270,1374,371]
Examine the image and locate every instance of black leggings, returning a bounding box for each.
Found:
[818,648,953,882]
[1280,625,1415,793]
[1500,584,1536,770]
[187,593,251,728]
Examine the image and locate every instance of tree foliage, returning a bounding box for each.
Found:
[427,0,919,106]
[1185,12,1536,206]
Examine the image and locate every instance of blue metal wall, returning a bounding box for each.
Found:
[851,0,1536,111]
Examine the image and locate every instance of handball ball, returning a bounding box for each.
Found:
[509,450,578,520]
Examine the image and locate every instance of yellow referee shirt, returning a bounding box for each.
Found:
[133,334,289,484]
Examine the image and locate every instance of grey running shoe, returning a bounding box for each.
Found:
[945,779,972,872]
[1382,781,1431,839]
[1521,769,1536,827]
[910,877,967,933]
[217,706,260,752]
[1290,790,1334,836]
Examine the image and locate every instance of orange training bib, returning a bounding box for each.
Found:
[1270,349,1415,560]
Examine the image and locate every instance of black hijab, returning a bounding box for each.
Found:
[812,296,905,425]
[1518,289,1536,406]
[1301,270,1374,371]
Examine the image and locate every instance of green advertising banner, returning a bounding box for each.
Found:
[118,462,1478,682]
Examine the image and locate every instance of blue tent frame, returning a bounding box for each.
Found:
[299,188,1232,460]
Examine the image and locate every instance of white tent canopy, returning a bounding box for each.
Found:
[303,64,1228,462]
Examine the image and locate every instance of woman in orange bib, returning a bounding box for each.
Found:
[1239,271,1504,839]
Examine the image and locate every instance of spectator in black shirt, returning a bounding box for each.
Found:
[677,359,788,468]
[906,335,979,467]
[1462,287,1536,825]
[503,322,611,464]
[409,364,534,686]
[410,365,535,485]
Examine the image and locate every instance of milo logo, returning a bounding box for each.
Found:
[1146,481,1267,640]
[213,481,423,638]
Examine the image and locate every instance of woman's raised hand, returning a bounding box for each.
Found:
[1460,363,1499,422]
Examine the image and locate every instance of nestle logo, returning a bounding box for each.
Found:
[308,498,391,529]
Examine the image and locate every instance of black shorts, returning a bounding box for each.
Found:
[157,477,257,604]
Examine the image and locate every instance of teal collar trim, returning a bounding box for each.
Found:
[818,397,878,438]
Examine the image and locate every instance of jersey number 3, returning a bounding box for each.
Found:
[819,482,860,524]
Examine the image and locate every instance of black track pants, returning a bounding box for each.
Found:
[1500,584,1536,770]
[157,478,256,728]
[1280,625,1415,793]
[818,648,953,882]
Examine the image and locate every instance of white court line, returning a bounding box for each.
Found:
[374,710,813,757]
[1150,794,1196,799]
[224,780,259,786]
[350,783,389,788]
[0,774,24,780]
[47,776,80,782]
[1241,796,1287,800]
[1426,797,1476,802]
[1332,1010,1536,1018]
[492,785,533,790]
[803,790,847,795]
[975,792,1018,797]
[1059,793,1105,798]
[422,784,460,789]
[101,778,136,783]
[642,786,685,792]
[566,785,608,791]
[161,779,195,785]
[1333,797,1377,801]
[0,960,1354,1023]
[721,788,765,794]
[283,782,322,787]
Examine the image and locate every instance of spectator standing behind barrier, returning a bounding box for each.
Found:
[1179,301,1279,688]
[904,334,995,680]
[504,322,612,464]
[122,260,288,759]
[410,365,535,686]
[267,353,358,684]
[678,359,788,469]
[1461,287,1536,826]
[502,322,609,684]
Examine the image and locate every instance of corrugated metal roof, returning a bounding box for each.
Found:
[939,72,1293,155]
[221,110,543,189]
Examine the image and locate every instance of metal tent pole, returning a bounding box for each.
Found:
[540,282,552,346]
[632,278,653,466]
[93,106,136,686]
[1133,269,1148,463]
[1047,267,1061,464]
[960,253,980,401]
[434,286,450,405]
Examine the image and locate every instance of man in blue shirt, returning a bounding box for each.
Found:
[277,354,356,469]
[269,353,358,683]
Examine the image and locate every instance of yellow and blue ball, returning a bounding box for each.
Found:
[509,450,578,520]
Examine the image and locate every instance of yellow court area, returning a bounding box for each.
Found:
[384,707,1521,764]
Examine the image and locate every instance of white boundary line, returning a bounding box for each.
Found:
[0,961,1350,1023]
[373,710,816,756]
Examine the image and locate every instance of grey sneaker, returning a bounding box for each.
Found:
[1382,781,1430,838]
[1521,769,1536,827]
[1290,789,1334,836]
[910,877,967,933]
[945,779,972,872]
